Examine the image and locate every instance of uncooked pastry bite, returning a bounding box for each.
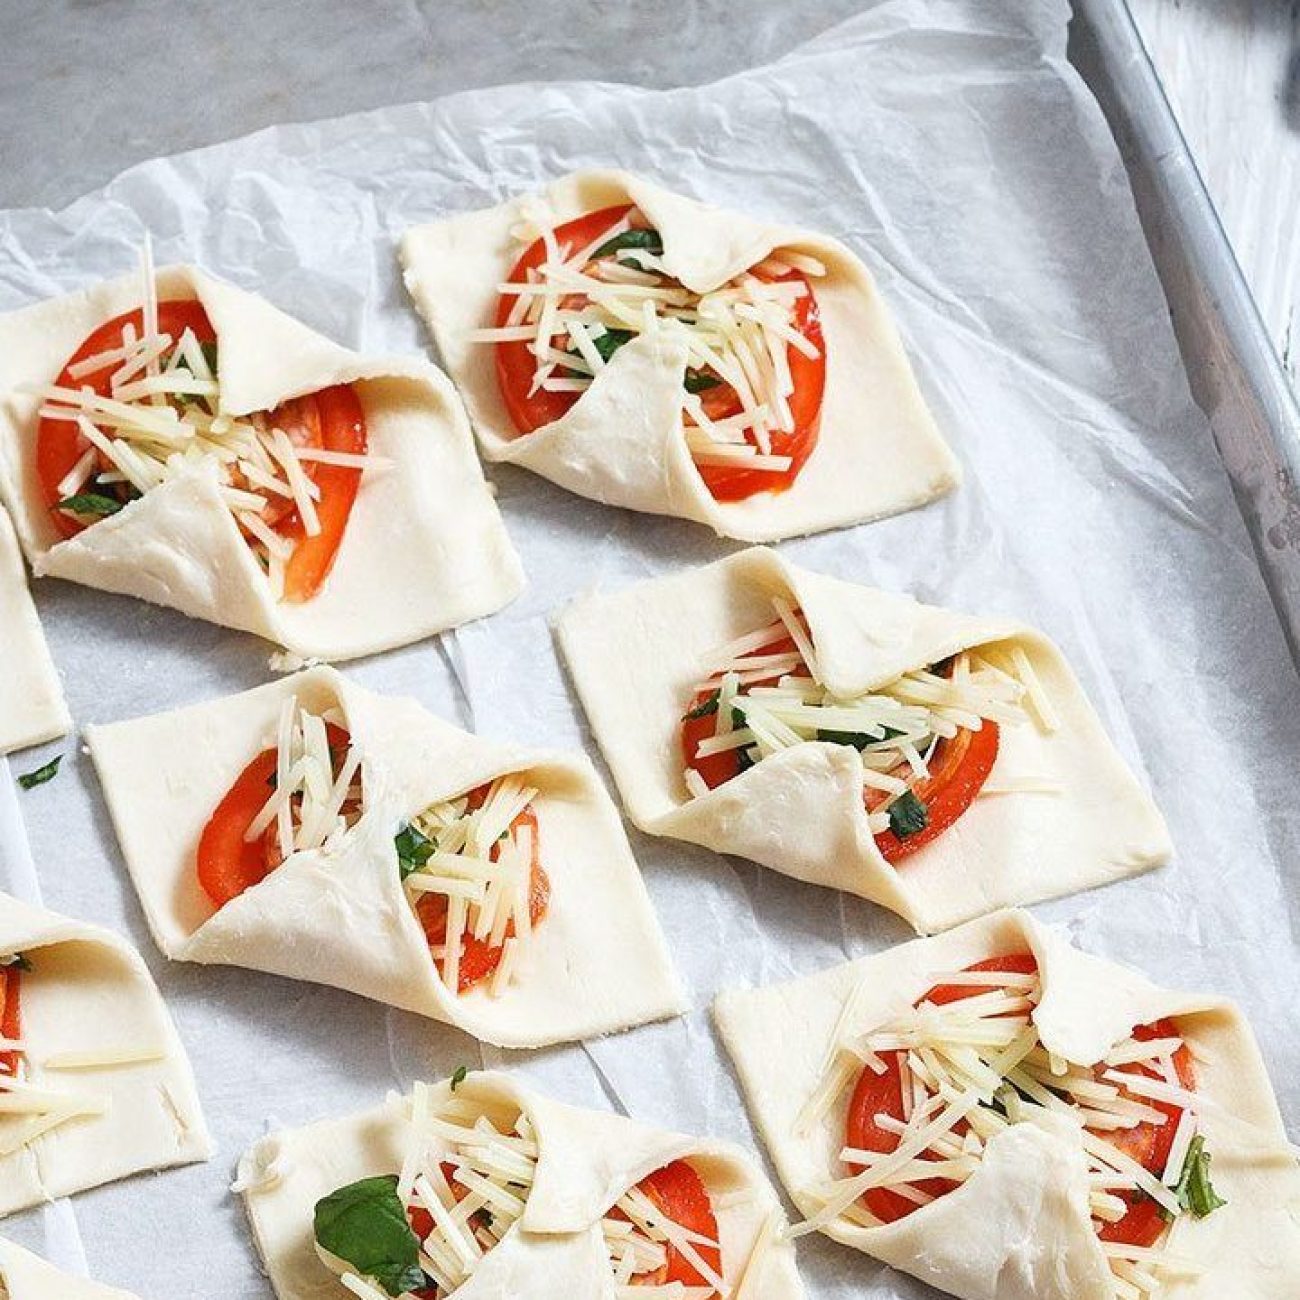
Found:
[236,1069,806,1300]
[87,667,683,1048]
[0,1240,141,1300]
[557,547,1171,934]
[0,891,210,1218]
[401,169,959,541]
[0,507,68,756]
[714,909,1300,1300]
[0,250,523,661]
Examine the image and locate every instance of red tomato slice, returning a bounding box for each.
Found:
[196,723,354,909]
[679,639,998,863]
[493,204,825,503]
[35,303,366,603]
[0,965,21,1078]
[845,957,1195,1247]
[416,796,550,994]
[37,301,216,540]
[845,955,1036,1223]
[872,721,1000,864]
[613,1160,722,1289]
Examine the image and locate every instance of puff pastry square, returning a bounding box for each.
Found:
[715,909,1300,1300]
[87,667,683,1048]
[0,508,68,756]
[557,547,1171,934]
[0,1240,140,1300]
[0,892,211,1218]
[0,264,524,661]
[401,169,959,541]
[238,1070,805,1300]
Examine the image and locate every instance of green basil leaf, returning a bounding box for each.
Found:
[1172,1135,1226,1219]
[592,328,635,364]
[816,726,905,752]
[394,824,435,880]
[888,790,929,838]
[450,1065,468,1091]
[591,227,664,259]
[17,756,62,790]
[56,492,122,518]
[314,1176,426,1297]
[683,691,721,721]
[684,368,722,394]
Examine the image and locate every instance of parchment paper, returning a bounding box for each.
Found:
[1,1,1297,1296]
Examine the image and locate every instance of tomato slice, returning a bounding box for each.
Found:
[845,956,1195,1247]
[37,301,216,540]
[0,964,22,1078]
[846,955,1036,1223]
[872,721,1000,864]
[416,792,551,994]
[196,722,354,909]
[612,1160,721,1289]
[35,303,366,603]
[493,204,825,503]
[680,639,998,863]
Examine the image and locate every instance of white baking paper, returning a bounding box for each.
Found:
[0,1,1297,1297]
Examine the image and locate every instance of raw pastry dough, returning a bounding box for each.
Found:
[0,1240,140,1300]
[556,547,1171,933]
[0,507,68,756]
[86,667,683,1048]
[714,909,1300,1300]
[400,169,959,541]
[237,1070,805,1300]
[0,264,524,661]
[0,892,211,1218]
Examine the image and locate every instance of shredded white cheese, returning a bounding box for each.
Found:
[467,207,824,481]
[791,966,1209,1300]
[28,249,386,599]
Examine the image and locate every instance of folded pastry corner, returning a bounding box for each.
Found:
[237,1069,805,1300]
[401,169,958,542]
[556,546,1171,933]
[0,1240,141,1300]
[0,254,524,661]
[0,506,68,756]
[714,908,1300,1300]
[0,892,211,1218]
[87,666,683,1048]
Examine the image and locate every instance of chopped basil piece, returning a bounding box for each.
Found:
[313,1176,426,1298]
[56,492,122,518]
[394,824,435,881]
[1171,1135,1226,1219]
[591,227,664,260]
[888,789,929,838]
[684,368,722,394]
[201,341,220,375]
[592,327,635,364]
[817,726,905,752]
[450,1065,468,1091]
[684,691,721,721]
[17,756,62,790]
[2,953,32,972]
[736,744,756,775]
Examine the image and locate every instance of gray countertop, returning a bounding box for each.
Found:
[1,0,865,210]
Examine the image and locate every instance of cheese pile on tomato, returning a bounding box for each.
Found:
[395,776,551,997]
[32,249,379,602]
[793,956,1224,1299]
[680,598,1053,862]
[197,698,364,909]
[470,204,827,502]
[312,1081,725,1300]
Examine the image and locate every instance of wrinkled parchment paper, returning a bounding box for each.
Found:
[1,1,1298,1296]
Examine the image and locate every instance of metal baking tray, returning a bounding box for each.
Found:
[1071,0,1300,661]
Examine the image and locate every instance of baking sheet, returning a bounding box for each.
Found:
[1,0,1298,1296]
